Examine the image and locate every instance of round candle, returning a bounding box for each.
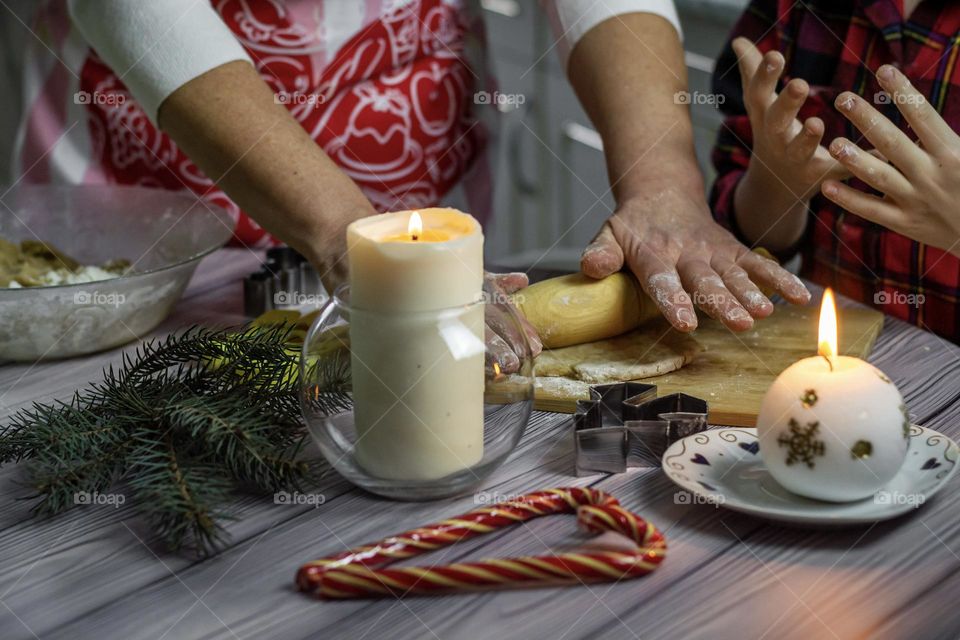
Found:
[346,208,485,481]
[756,289,909,502]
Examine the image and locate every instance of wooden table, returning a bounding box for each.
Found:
[2,249,959,640]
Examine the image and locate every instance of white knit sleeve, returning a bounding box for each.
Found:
[541,0,683,69]
[67,0,254,124]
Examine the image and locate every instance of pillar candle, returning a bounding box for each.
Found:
[346,208,485,481]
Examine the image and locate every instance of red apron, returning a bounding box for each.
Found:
[73,0,491,246]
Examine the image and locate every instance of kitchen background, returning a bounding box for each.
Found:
[482,0,747,269]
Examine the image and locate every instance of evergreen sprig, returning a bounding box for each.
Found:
[0,324,345,556]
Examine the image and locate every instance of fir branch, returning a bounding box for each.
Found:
[128,427,234,554]
[0,324,340,556]
[303,347,352,416]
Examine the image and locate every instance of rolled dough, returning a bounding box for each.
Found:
[534,319,703,384]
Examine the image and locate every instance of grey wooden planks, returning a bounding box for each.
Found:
[1,249,958,640]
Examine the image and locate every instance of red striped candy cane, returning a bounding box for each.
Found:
[296,487,666,599]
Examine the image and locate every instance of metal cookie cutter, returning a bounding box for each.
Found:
[243,247,326,317]
[573,383,709,476]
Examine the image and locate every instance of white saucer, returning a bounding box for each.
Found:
[662,425,958,525]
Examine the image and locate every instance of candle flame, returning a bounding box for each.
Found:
[493,362,501,376]
[408,211,423,241]
[818,288,838,362]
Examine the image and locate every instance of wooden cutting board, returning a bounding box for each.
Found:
[534,304,885,426]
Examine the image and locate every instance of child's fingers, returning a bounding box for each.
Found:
[876,65,957,156]
[749,51,784,110]
[766,78,808,139]
[828,137,913,200]
[732,37,763,99]
[785,117,825,163]
[819,157,853,183]
[835,92,929,179]
[821,180,907,230]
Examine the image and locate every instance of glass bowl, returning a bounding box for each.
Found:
[0,184,233,361]
[300,283,534,500]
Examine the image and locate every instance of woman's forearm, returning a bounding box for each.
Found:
[566,12,704,203]
[158,60,376,280]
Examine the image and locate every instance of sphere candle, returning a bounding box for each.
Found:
[347,208,485,481]
[756,289,909,502]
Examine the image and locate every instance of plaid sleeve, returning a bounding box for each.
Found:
[708,0,783,243]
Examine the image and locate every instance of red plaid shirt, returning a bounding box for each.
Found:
[710,0,960,342]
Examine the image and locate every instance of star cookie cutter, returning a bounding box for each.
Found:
[573,382,709,476]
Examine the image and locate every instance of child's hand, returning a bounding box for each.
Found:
[823,65,960,257]
[732,38,847,200]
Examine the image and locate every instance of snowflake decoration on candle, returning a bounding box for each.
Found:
[800,389,818,408]
[850,439,873,459]
[777,418,825,468]
[900,403,910,439]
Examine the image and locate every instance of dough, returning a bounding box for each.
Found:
[534,319,703,384]
[534,375,592,399]
[0,236,129,287]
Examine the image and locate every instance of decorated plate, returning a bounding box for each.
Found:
[662,425,958,525]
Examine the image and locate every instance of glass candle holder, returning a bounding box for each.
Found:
[300,283,534,500]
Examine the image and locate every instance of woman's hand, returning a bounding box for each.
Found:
[564,17,811,334]
[581,187,810,333]
[484,272,542,374]
[732,37,848,203]
[822,65,960,257]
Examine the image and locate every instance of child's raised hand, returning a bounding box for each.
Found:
[732,37,848,200]
[823,65,960,257]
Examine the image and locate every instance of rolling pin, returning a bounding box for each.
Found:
[516,272,658,349]
[515,249,778,349]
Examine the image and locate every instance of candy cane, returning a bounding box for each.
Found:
[296,487,666,599]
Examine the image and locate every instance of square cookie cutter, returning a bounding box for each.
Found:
[573,382,709,476]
